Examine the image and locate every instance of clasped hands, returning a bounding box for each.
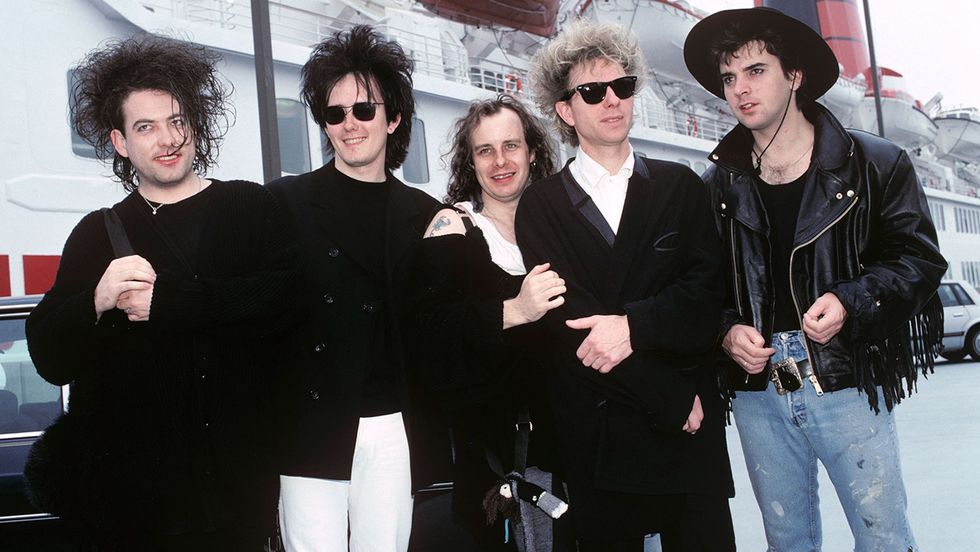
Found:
[94,255,156,322]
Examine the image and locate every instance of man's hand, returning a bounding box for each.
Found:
[802,292,847,344]
[94,255,156,320]
[503,263,566,329]
[117,286,154,322]
[565,314,632,373]
[722,324,774,374]
[682,394,703,434]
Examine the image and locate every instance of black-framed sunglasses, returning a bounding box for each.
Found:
[324,102,384,125]
[563,75,638,105]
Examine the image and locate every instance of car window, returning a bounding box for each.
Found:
[0,317,63,436]
[951,284,975,306]
[938,284,960,307]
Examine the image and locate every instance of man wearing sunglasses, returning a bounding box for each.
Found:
[515,19,735,551]
[684,8,945,551]
[266,25,443,552]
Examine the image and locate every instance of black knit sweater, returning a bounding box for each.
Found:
[25,180,299,544]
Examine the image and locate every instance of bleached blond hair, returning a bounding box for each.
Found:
[528,19,648,146]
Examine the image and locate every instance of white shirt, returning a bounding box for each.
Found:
[455,201,526,276]
[568,146,634,235]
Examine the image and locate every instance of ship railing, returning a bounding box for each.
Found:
[634,93,733,142]
[144,1,349,44]
[468,60,529,96]
[142,1,471,85]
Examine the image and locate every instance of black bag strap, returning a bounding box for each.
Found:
[484,403,533,479]
[449,205,476,233]
[101,207,135,258]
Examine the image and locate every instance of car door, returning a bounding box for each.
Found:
[0,297,65,525]
[939,283,969,351]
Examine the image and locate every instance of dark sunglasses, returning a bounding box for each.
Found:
[563,75,638,105]
[324,102,384,125]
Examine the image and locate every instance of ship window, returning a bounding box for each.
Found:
[929,203,945,232]
[403,116,429,185]
[277,99,311,175]
[67,71,99,160]
[319,129,334,166]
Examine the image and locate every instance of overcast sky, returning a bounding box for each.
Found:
[691,0,979,110]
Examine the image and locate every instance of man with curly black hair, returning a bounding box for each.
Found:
[266,25,442,551]
[25,35,297,549]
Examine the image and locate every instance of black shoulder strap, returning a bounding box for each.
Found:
[450,205,476,233]
[101,207,135,258]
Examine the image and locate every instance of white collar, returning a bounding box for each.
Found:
[574,145,635,186]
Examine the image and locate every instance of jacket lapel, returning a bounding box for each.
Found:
[601,156,666,305]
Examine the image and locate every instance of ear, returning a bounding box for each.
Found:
[789,69,803,91]
[529,148,536,164]
[555,100,575,128]
[110,129,129,158]
[387,112,402,135]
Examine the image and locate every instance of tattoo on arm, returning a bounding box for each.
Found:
[428,216,451,236]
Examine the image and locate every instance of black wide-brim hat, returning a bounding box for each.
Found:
[683,7,839,100]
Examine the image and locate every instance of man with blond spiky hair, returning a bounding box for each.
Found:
[515,19,735,551]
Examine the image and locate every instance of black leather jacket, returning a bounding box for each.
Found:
[703,104,946,410]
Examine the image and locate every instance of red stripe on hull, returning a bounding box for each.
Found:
[0,255,9,297]
[23,255,60,295]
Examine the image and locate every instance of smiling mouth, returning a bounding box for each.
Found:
[343,137,367,145]
[739,102,757,111]
[492,172,516,181]
[156,153,180,162]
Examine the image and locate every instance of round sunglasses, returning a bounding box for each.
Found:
[324,102,384,125]
[563,75,638,105]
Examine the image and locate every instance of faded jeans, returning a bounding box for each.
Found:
[731,330,917,552]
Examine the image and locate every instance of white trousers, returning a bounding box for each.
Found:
[279,412,414,552]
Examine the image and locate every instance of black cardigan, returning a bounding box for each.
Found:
[515,157,735,538]
[266,162,450,488]
[26,180,299,541]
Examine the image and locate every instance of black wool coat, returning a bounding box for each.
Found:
[267,162,449,488]
[514,156,735,537]
[26,180,299,542]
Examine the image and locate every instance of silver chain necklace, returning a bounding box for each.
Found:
[138,175,204,215]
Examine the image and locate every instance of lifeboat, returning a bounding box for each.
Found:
[934,108,980,164]
[417,0,559,37]
[821,72,866,121]
[848,68,938,149]
[583,0,707,84]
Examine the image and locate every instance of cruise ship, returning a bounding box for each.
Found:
[2,0,978,298]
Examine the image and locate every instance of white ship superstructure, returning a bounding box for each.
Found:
[1,0,978,297]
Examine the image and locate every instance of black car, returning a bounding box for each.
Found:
[0,295,68,546]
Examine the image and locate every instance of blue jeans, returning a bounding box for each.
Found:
[731,330,916,552]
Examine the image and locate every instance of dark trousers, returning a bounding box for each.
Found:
[578,493,735,552]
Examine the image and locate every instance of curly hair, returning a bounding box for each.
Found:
[301,25,415,171]
[444,94,556,210]
[528,19,648,147]
[708,24,813,108]
[70,35,231,192]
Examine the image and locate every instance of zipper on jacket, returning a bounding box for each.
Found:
[789,193,860,397]
[727,173,751,386]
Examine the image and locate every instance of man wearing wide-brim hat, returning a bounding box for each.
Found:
[684,7,945,551]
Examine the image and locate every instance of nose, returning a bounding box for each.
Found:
[160,125,182,148]
[602,85,621,107]
[494,151,507,167]
[343,109,358,130]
